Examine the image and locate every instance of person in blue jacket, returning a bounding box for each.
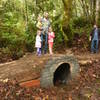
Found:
[90,24,100,53]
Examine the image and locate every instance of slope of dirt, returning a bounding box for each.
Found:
[0,59,100,99]
[0,53,51,82]
[0,44,100,100]
[1,32,100,99]
[0,51,100,82]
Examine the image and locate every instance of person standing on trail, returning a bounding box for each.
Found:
[41,12,50,54]
[90,24,100,53]
[35,30,42,56]
[48,27,55,55]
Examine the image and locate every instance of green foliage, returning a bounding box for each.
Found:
[0,32,25,59]
[0,0,36,60]
[73,17,91,28]
[67,17,92,37]
[25,33,35,52]
[98,88,100,94]
[51,14,66,47]
[0,0,98,61]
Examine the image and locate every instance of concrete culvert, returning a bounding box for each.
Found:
[53,63,71,86]
[40,55,79,88]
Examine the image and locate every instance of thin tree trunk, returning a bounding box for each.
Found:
[61,0,73,43]
[73,0,78,17]
[62,0,72,26]
[78,0,87,18]
[24,0,28,30]
[95,0,100,24]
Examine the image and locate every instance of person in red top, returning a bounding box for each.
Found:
[48,27,55,55]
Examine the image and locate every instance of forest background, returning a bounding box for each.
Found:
[0,0,100,61]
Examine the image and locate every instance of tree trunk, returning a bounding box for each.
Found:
[62,0,72,27]
[95,0,100,24]
[24,0,28,30]
[61,0,73,43]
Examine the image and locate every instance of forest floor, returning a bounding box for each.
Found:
[0,34,100,99]
[0,49,100,100]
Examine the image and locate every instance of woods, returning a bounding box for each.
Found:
[0,0,100,60]
[1,0,100,99]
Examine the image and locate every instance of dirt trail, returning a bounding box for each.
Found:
[0,53,50,82]
[0,51,100,83]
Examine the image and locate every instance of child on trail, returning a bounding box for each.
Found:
[48,27,55,55]
[35,30,42,56]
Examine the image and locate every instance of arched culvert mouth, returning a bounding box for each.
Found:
[53,63,71,86]
[40,56,79,88]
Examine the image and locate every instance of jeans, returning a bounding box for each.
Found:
[41,32,48,54]
[37,48,41,56]
[91,39,99,53]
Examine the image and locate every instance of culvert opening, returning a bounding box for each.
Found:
[53,63,71,86]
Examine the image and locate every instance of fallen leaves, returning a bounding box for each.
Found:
[0,60,100,99]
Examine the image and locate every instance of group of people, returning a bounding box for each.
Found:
[90,24,100,53]
[35,12,100,55]
[35,12,55,56]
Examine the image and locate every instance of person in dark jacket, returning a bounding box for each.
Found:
[90,24,100,53]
